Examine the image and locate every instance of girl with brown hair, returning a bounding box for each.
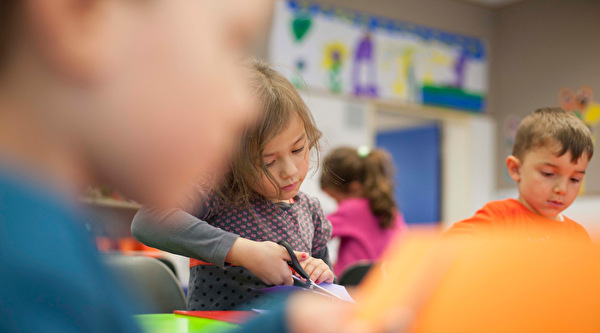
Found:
[320,146,407,276]
[132,58,334,310]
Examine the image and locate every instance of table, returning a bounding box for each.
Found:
[135,314,237,333]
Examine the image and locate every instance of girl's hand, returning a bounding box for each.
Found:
[298,256,335,284]
[225,238,306,286]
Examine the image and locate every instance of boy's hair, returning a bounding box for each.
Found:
[214,58,322,206]
[512,107,594,163]
[320,146,398,229]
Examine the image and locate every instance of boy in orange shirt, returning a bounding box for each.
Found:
[445,107,593,241]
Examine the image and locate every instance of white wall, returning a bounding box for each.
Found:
[299,92,374,214]
[439,111,496,228]
[564,196,600,238]
[466,115,497,222]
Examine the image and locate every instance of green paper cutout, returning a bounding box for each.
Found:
[292,15,312,42]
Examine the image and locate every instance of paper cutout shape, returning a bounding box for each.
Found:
[292,14,312,42]
[559,85,600,128]
[261,282,355,303]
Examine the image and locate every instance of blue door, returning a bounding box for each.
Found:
[376,123,440,224]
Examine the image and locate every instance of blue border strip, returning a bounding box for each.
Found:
[286,0,485,59]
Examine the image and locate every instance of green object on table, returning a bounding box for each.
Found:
[136,314,237,333]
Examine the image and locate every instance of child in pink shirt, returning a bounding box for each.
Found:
[321,146,407,276]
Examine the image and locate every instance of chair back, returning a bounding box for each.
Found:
[103,254,187,313]
[338,261,374,286]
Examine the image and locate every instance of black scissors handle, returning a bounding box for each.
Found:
[278,240,311,282]
[278,240,345,300]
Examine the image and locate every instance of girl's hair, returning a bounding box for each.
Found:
[213,58,322,206]
[320,146,398,229]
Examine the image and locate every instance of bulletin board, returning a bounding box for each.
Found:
[269,0,488,112]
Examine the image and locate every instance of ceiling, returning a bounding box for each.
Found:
[454,0,526,8]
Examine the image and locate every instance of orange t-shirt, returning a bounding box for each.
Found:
[354,199,597,333]
[444,198,590,242]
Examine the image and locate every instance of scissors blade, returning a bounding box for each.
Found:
[292,274,311,287]
[280,240,345,300]
[292,276,342,299]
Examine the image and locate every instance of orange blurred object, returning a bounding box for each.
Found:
[118,237,140,253]
[116,237,162,257]
[353,228,600,332]
[139,242,162,257]
[95,236,116,253]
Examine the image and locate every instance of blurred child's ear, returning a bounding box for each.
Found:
[348,181,364,195]
[25,0,114,84]
[322,187,344,204]
[506,155,521,182]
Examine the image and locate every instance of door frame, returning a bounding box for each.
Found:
[367,100,495,228]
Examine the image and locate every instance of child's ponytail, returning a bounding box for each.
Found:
[362,149,397,229]
[321,146,398,229]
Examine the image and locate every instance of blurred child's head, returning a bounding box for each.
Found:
[0,0,273,208]
[320,146,397,228]
[506,107,594,219]
[217,58,322,204]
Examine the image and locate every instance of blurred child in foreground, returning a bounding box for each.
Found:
[0,0,273,331]
[320,146,406,277]
[235,230,600,333]
[445,107,593,240]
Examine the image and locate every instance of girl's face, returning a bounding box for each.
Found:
[254,114,310,202]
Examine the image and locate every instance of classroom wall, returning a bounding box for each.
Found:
[299,92,374,215]
[491,0,600,189]
[265,0,498,225]
[490,0,600,234]
[265,0,600,232]
[443,113,496,227]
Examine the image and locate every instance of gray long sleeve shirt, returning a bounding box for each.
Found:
[131,190,333,310]
[132,205,238,269]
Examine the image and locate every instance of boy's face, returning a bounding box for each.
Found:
[506,143,589,220]
[253,114,310,202]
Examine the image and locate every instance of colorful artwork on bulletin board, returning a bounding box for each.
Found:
[558,86,600,129]
[269,0,488,112]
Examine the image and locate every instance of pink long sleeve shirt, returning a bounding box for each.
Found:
[328,197,407,276]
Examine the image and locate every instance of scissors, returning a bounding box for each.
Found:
[277,240,343,300]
